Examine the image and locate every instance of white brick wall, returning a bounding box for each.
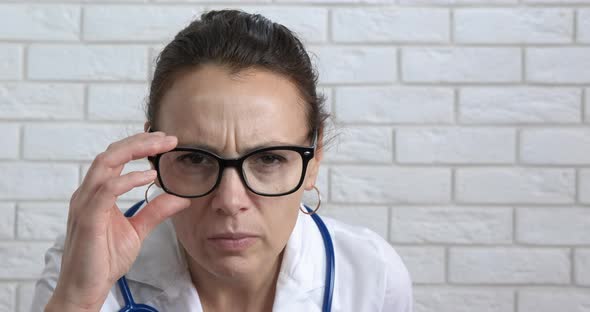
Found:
[1,2,589,312]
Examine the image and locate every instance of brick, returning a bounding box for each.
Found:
[456,168,575,204]
[335,86,454,123]
[401,0,516,3]
[0,4,79,40]
[159,0,270,2]
[449,247,570,284]
[310,46,396,84]
[459,87,581,124]
[527,48,590,83]
[581,169,590,203]
[17,202,69,240]
[331,166,451,204]
[332,8,449,43]
[88,84,148,121]
[321,205,389,239]
[24,124,142,161]
[521,128,590,164]
[0,163,78,200]
[0,83,84,119]
[0,242,53,279]
[28,45,147,81]
[18,283,34,312]
[0,44,22,80]
[414,287,514,312]
[391,207,512,244]
[518,289,590,312]
[81,159,151,201]
[84,6,203,42]
[0,284,15,312]
[0,124,19,159]
[517,207,590,245]
[525,0,590,3]
[455,8,573,43]
[402,47,521,83]
[323,126,392,163]
[0,203,15,239]
[393,247,445,284]
[396,128,515,164]
[209,6,328,43]
[578,9,590,42]
[575,249,590,285]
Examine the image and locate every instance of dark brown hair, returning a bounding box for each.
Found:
[146,9,329,142]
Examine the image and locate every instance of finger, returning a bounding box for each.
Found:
[80,169,158,217]
[83,133,176,192]
[98,131,170,169]
[128,194,191,242]
[98,169,158,199]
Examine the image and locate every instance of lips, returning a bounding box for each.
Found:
[207,232,259,252]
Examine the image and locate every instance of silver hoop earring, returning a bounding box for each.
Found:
[300,185,322,215]
[144,182,156,204]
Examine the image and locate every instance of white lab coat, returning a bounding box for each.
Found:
[30,192,413,311]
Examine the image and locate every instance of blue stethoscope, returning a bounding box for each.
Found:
[117,200,335,312]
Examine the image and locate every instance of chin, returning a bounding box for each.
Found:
[207,254,260,279]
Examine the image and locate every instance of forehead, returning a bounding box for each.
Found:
[156,64,309,152]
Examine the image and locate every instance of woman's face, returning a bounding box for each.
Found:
[149,64,322,280]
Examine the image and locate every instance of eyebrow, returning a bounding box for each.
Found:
[176,140,304,156]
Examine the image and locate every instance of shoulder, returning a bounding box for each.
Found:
[321,215,413,312]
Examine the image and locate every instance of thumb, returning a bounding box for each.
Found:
[128,194,190,242]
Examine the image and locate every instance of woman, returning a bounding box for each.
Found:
[31,10,412,312]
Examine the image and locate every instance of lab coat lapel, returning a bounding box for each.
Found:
[272,207,340,311]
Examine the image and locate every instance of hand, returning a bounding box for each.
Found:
[49,131,191,311]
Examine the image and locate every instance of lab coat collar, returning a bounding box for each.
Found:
[124,187,338,309]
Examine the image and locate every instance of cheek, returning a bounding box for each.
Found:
[171,200,208,246]
[256,192,302,248]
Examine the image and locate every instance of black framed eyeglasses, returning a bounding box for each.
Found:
[147,129,317,198]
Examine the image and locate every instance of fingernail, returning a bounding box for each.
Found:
[144,170,157,178]
[164,136,177,144]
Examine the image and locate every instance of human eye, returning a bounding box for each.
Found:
[252,152,287,167]
[176,151,213,166]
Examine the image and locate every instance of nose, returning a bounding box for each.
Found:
[210,167,250,216]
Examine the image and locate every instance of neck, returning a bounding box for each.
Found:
[185,250,283,312]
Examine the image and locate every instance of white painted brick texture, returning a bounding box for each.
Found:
[0,124,19,159]
[459,87,581,124]
[520,128,590,164]
[332,8,449,43]
[455,8,573,43]
[456,168,575,204]
[414,287,514,312]
[518,289,590,312]
[575,249,590,285]
[335,86,454,123]
[0,44,22,80]
[2,2,590,312]
[391,206,513,244]
[0,83,84,120]
[449,248,570,284]
[0,4,80,41]
[396,127,516,164]
[527,48,590,83]
[402,47,521,83]
[28,45,147,81]
[83,6,203,42]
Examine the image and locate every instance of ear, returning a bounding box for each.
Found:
[303,137,324,191]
